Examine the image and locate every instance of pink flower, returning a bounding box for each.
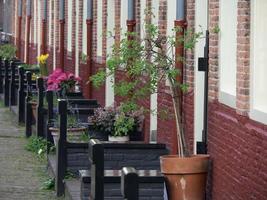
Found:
[46,69,82,91]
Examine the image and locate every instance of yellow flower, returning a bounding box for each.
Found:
[32,73,38,81]
[37,54,49,65]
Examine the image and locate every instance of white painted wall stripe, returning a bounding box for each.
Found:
[48,0,52,46]
[82,0,87,54]
[53,0,56,69]
[33,0,37,43]
[140,0,146,39]
[67,0,72,52]
[105,0,115,107]
[219,0,238,108]
[97,0,103,56]
[120,0,128,36]
[250,0,267,125]
[194,0,207,153]
[150,0,159,136]
[37,0,41,56]
[75,0,79,76]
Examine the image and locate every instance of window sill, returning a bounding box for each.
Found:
[250,108,267,125]
[219,91,236,109]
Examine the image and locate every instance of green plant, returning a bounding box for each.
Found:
[64,171,76,180]
[212,24,220,34]
[37,54,49,76]
[25,136,53,158]
[0,44,17,60]
[90,10,202,157]
[114,112,135,137]
[80,52,88,63]
[79,132,91,142]
[41,177,55,190]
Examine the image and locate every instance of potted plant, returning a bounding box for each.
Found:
[89,10,209,200]
[37,54,49,77]
[47,68,82,95]
[49,115,88,145]
[88,105,144,142]
[0,44,17,61]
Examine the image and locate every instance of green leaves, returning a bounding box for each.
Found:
[0,44,17,60]
[114,112,135,137]
[89,69,106,88]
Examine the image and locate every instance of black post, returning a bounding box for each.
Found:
[18,66,25,123]
[56,99,67,197]
[89,139,104,200]
[46,90,54,153]
[4,59,10,106]
[36,77,44,138]
[0,57,3,93]
[25,71,32,137]
[9,61,16,106]
[46,91,54,148]
[121,167,139,200]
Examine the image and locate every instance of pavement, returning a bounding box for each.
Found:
[0,106,61,200]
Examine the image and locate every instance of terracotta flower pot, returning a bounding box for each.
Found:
[49,127,87,145]
[108,135,129,142]
[31,101,37,121]
[160,154,210,200]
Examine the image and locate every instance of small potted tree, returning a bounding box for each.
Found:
[90,10,210,199]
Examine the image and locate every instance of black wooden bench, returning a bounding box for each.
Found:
[25,71,40,137]
[76,139,165,200]
[3,59,22,106]
[47,99,100,195]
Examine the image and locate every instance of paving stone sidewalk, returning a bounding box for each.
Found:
[0,107,61,200]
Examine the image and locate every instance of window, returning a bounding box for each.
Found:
[219,0,238,108]
[250,0,267,125]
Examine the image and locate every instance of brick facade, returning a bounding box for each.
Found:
[207,0,267,199]
[4,0,267,199]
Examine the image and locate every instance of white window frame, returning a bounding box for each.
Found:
[218,0,238,108]
[250,0,267,125]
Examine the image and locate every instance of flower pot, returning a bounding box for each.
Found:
[49,127,87,145]
[88,129,108,141]
[108,135,129,142]
[31,101,37,121]
[160,154,210,200]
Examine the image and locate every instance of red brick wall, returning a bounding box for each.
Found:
[207,0,267,199]
[208,101,267,200]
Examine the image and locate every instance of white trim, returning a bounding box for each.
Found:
[249,0,267,125]
[53,0,56,70]
[33,0,37,44]
[37,0,41,56]
[140,0,146,39]
[120,0,128,37]
[219,91,236,109]
[75,0,79,76]
[218,0,237,107]
[67,0,73,52]
[97,0,103,57]
[82,0,87,54]
[194,0,208,154]
[48,0,52,46]
[250,109,267,125]
[149,0,159,135]
[105,0,115,107]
